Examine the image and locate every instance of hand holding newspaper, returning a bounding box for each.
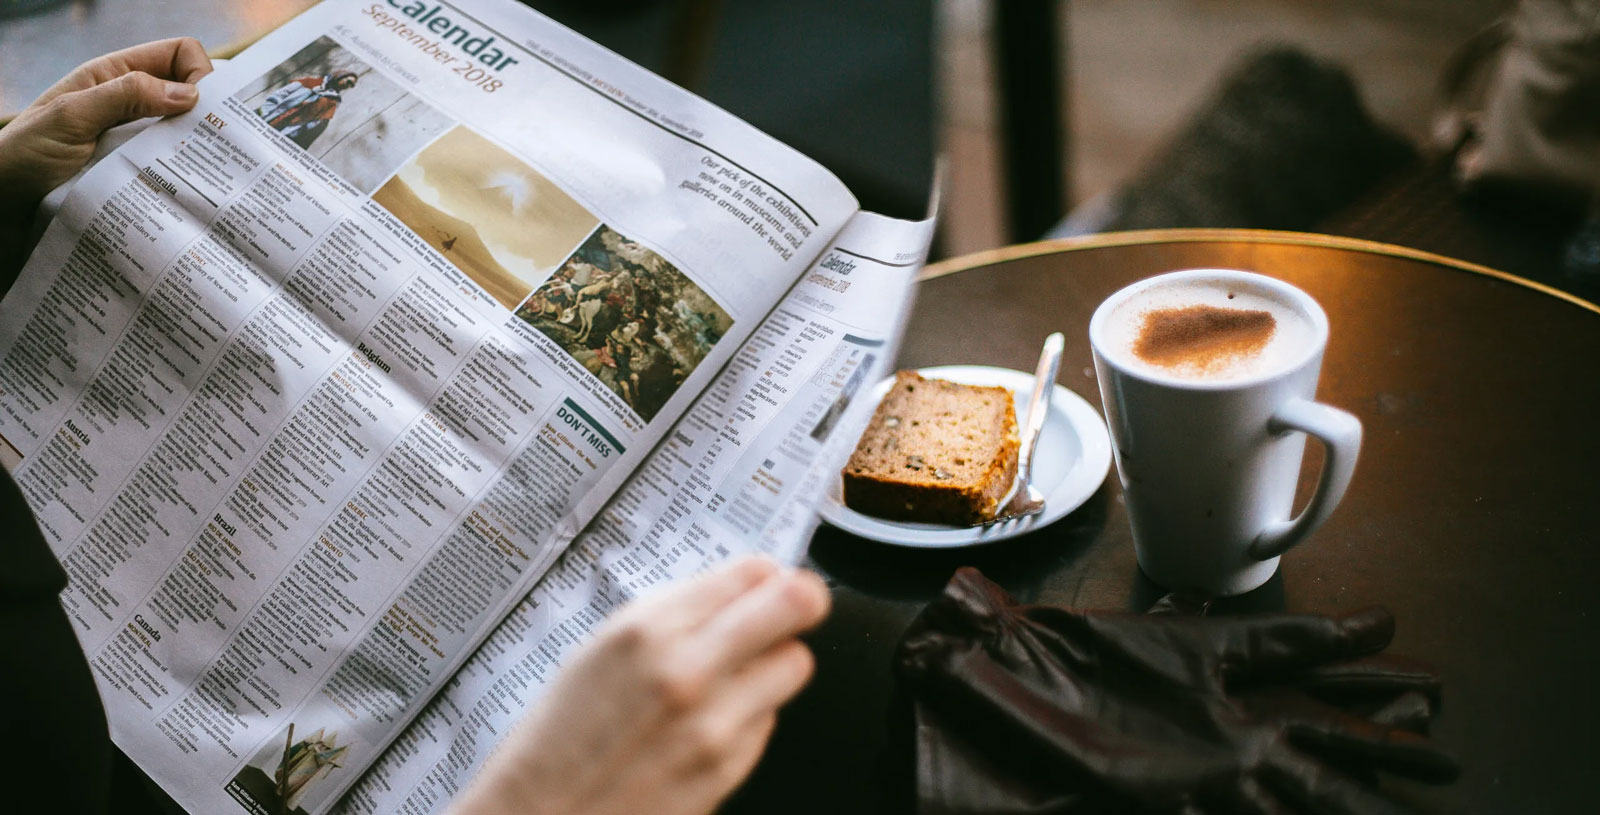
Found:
[0,1,934,813]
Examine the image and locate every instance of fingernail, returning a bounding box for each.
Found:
[166,82,197,103]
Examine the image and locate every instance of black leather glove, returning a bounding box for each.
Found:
[896,568,1459,814]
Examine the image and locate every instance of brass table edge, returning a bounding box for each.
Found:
[919,228,1600,317]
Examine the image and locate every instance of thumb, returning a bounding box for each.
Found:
[44,71,199,143]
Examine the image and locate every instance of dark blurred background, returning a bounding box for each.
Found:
[8,0,1592,293]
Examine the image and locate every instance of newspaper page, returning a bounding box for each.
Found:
[339,211,933,814]
[0,1,862,813]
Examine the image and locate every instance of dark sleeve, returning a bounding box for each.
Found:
[0,467,112,814]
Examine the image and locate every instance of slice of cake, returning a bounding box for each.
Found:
[842,371,1019,525]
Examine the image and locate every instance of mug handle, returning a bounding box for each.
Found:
[1248,398,1362,561]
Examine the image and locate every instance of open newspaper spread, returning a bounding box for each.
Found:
[0,1,934,813]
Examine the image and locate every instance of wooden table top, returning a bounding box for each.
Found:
[728,229,1600,814]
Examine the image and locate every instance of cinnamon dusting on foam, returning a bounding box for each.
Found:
[1132,305,1277,376]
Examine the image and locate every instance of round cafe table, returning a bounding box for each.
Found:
[725,229,1600,814]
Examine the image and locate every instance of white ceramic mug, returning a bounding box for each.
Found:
[1088,269,1361,596]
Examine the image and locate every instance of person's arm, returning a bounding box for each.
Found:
[449,557,830,815]
[0,37,211,293]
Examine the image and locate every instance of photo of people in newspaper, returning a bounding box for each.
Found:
[515,225,733,422]
[233,36,454,192]
[373,126,600,310]
[225,723,352,815]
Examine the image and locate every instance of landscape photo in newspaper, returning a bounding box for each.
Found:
[372,125,599,309]
[514,225,733,422]
[233,35,454,192]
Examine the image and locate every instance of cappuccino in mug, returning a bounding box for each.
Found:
[1089,270,1362,596]
[1095,279,1317,383]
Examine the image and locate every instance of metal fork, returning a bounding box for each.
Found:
[976,332,1064,528]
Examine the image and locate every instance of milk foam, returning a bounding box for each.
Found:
[1100,281,1316,381]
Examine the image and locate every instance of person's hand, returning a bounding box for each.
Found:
[449,557,831,815]
[0,38,212,220]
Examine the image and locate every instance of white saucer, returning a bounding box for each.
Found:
[818,365,1112,547]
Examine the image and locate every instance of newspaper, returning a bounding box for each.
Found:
[0,2,933,813]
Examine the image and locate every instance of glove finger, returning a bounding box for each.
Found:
[1259,746,1415,815]
[1294,654,1442,707]
[1286,708,1460,784]
[1213,607,1394,684]
[1209,775,1296,815]
[1147,592,1213,617]
[1360,691,1435,734]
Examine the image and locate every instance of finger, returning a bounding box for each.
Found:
[1360,691,1435,734]
[1247,689,1458,784]
[716,639,817,724]
[1146,592,1213,617]
[661,709,777,812]
[701,711,778,804]
[1286,711,1460,784]
[1209,775,1294,815]
[1215,607,1394,685]
[1258,747,1415,815]
[726,709,780,771]
[690,569,830,675]
[40,72,200,143]
[40,38,212,103]
[1295,654,1442,707]
[621,556,780,631]
[100,37,213,84]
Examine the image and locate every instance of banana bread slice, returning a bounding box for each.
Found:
[842,371,1019,525]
